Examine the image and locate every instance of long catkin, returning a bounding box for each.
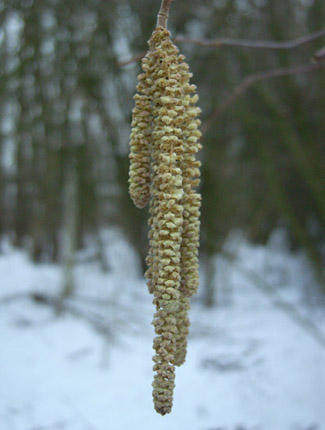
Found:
[128,27,201,415]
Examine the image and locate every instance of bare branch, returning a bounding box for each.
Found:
[117,28,325,67]
[176,28,325,50]
[157,0,174,29]
[313,45,325,62]
[202,61,325,135]
[116,52,145,67]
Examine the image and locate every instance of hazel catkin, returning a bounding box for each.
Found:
[128,52,155,209]
[128,26,202,415]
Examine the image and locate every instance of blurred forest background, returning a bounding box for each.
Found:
[0,0,324,305]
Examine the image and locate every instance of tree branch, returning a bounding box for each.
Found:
[202,61,325,135]
[313,45,325,62]
[117,28,325,67]
[157,0,174,29]
[176,28,325,50]
[116,52,146,67]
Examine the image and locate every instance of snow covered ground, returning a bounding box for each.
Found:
[0,231,324,430]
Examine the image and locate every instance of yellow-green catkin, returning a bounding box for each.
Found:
[149,27,185,416]
[128,26,201,416]
[128,52,154,209]
[171,53,202,367]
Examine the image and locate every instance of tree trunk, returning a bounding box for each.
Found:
[58,161,78,310]
[203,254,217,308]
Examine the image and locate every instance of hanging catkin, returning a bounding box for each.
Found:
[172,52,202,367]
[128,52,155,209]
[128,26,201,415]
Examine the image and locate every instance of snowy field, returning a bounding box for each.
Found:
[0,231,324,430]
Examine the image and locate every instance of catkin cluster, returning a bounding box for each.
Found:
[128,27,201,415]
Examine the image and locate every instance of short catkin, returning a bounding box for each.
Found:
[128,27,201,415]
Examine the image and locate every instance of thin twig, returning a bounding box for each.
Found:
[313,45,325,62]
[117,28,325,67]
[116,52,145,67]
[202,61,325,135]
[176,28,325,50]
[157,0,174,29]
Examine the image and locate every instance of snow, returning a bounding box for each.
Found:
[0,232,324,430]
